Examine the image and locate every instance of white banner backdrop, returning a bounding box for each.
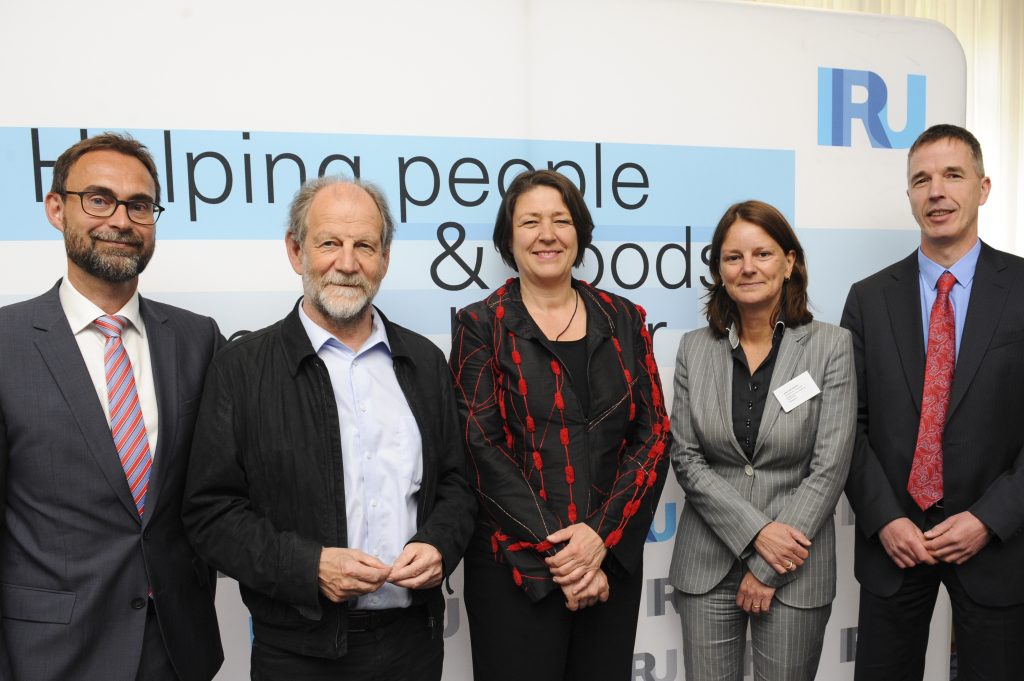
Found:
[0,1,966,679]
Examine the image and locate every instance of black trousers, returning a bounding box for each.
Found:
[855,531,1024,681]
[464,545,643,681]
[250,606,442,681]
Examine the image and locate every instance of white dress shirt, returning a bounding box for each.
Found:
[299,304,423,610]
[58,277,159,458]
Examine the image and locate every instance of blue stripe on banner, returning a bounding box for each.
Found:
[0,127,793,241]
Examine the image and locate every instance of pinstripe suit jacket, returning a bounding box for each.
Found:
[668,320,856,608]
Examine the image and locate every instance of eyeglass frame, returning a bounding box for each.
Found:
[62,190,166,225]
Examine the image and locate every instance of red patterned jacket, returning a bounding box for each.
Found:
[449,278,670,601]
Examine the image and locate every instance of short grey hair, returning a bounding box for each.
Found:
[286,176,396,252]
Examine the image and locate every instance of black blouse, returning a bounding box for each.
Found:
[730,321,785,458]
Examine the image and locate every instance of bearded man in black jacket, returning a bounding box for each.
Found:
[184,176,476,681]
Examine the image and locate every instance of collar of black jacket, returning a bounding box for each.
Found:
[495,277,614,342]
[279,298,416,376]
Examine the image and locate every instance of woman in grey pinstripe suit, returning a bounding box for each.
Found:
[669,200,856,681]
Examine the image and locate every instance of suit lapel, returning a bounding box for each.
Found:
[141,298,175,527]
[884,253,926,414]
[32,286,141,522]
[948,244,1008,418]
[753,324,808,458]
[709,334,746,461]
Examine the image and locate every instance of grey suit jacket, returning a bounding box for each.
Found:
[668,320,856,608]
[0,282,224,681]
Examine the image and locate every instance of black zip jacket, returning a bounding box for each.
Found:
[183,303,476,658]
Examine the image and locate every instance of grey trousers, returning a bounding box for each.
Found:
[676,562,832,681]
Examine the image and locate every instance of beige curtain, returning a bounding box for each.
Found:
[742,0,1024,254]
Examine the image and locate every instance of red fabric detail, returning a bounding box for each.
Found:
[612,337,622,353]
[526,415,536,433]
[635,470,645,486]
[518,378,528,395]
[599,292,613,304]
[550,360,561,376]
[554,392,565,410]
[497,286,506,296]
[567,503,577,523]
[909,271,956,510]
[623,369,632,384]
[539,488,548,501]
[646,470,658,488]
[496,305,505,319]
[605,529,622,548]
[629,403,636,421]
[513,568,523,586]
[511,350,521,365]
[535,540,553,552]
[532,450,543,470]
[469,311,478,321]
[564,465,575,484]
[559,428,570,445]
[635,303,647,317]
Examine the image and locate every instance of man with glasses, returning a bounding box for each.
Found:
[0,133,224,681]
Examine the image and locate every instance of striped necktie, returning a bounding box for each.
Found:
[93,315,152,517]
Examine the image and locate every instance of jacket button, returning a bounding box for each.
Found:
[744,465,754,477]
[131,597,147,610]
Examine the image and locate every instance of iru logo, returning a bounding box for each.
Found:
[818,67,926,148]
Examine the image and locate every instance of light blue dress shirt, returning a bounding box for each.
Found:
[918,238,981,359]
[299,304,423,610]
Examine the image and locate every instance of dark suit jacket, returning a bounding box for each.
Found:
[841,243,1024,606]
[0,281,224,681]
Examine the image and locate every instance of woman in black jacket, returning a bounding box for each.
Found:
[449,169,670,681]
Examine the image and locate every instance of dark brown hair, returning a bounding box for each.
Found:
[908,124,985,177]
[704,200,812,337]
[50,132,161,203]
[492,169,594,271]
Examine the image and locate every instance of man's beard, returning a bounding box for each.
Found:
[303,267,381,326]
[64,224,153,283]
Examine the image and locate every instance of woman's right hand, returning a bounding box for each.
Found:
[754,521,811,574]
[561,568,610,611]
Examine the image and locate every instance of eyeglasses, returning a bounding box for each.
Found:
[63,190,165,225]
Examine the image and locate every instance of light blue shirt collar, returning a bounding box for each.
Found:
[297,302,391,356]
[917,238,981,293]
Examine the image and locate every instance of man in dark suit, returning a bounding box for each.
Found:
[0,133,224,681]
[842,124,1024,680]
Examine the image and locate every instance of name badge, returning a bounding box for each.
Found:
[773,371,821,412]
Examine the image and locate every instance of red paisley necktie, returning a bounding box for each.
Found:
[908,271,956,511]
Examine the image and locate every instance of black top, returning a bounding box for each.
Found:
[731,322,785,458]
[552,336,590,417]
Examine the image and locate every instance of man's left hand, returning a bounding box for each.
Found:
[388,542,443,589]
[923,511,992,564]
[545,524,607,586]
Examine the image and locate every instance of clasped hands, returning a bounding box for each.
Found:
[738,521,811,615]
[317,542,442,603]
[879,512,991,569]
[545,523,610,612]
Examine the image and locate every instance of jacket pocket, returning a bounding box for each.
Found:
[1,584,76,624]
